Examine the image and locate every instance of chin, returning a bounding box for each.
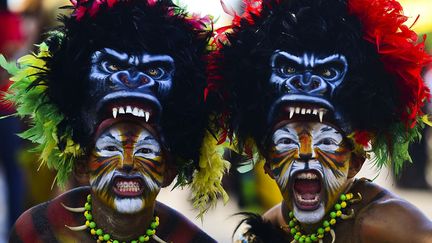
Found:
[114,197,145,214]
[293,202,325,224]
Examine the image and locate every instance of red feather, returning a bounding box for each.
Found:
[348,0,431,128]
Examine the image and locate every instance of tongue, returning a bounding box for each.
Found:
[294,179,321,195]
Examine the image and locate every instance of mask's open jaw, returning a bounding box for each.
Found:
[292,170,324,211]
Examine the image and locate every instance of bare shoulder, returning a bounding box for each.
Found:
[10,187,89,243]
[155,201,216,243]
[355,183,432,243]
[262,202,285,226]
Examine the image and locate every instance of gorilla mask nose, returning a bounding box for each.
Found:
[119,72,150,89]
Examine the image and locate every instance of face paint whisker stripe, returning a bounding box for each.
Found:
[140,167,163,185]
[136,159,164,177]
[316,150,347,169]
[135,156,163,167]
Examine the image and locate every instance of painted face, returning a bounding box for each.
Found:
[88,122,164,214]
[268,122,351,223]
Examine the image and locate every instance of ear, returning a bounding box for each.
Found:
[73,158,90,185]
[348,153,365,178]
[162,159,177,187]
[264,161,276,179]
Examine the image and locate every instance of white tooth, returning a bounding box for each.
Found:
[126,106,132,114]
[306,109,311,114]
[301,108,306,114]
[295,107,300,114]
[289,107,295,119]
[132,107,139,116]
[112,108,118,119]
[319,111,324,122]
[119,107,125,114]
[138,109,145,117]
[145,112,150,122]
[312,109,318,115]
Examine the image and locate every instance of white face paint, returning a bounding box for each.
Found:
[88,122,165,214]
[268,122,352,223]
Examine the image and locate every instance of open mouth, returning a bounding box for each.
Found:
[292,170,323,211]
[113,176,144,197]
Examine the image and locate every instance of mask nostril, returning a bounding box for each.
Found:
[311,80,320,89]
[292,78,302,90]
[140,76,150,85]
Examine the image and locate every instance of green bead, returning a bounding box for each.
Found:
[323,220,330,227]
[317,228,324,234]
[84,202,91,211]
[96,229,103,236]
[289,220,295,227]
[113,241,119,243]
[299,238,305,243]
[87,194,92,202]
[146,229,155,236]
[335,204,342,210]
[139,236,146,242]
[103,234,110,241]
[85,213,93,221]
[340,194,346,201]
[294,234,300,240]
[131,241,137,243]
[289,211,294,218]
[305,237,312,243]
[290,228,297,234]
[330,212,337,218]
[310,234,317,241]
[89,221,96,229]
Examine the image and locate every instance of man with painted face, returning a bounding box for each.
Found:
[208,0,432,241]
[2,0,229,242]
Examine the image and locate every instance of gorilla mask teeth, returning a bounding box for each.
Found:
[111,106,151,121]
[287,106,327,122]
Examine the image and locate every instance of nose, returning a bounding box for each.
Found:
[288,73,326,93]
[118,147,135,172]
[111,70,151,89]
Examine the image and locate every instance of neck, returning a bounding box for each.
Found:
[281,201,320,233]
[92,195,156,241]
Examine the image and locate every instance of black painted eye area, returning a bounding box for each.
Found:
[277,137,296,145]
[103,145,120,152]
[145,67,165,79]
[136,148,153,154]
[316,137,338,146]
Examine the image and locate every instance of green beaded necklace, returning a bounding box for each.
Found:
[281,192,360,243]
[83,194,160,243]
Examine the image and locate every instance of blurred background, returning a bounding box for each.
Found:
[0,0,431,242]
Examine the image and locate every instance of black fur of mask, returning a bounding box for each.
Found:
[34,0,210,174]
[208,0,399,150]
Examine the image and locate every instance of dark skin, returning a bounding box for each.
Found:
[262,154,432,243]
[10,123,214,243]
[10,187,215,243]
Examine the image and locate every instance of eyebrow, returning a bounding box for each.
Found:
[136,135,159,146]
[319,126,340,134]
[101,48,129,62]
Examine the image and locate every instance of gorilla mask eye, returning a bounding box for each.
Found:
[281,66,296,75]
[319,68,336,78]
[107,64,120,72]
[145,67,165,79]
